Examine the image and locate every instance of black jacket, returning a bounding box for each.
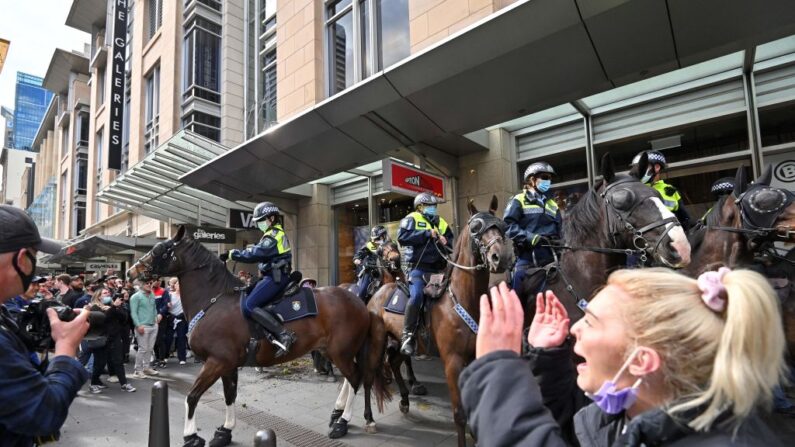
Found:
[459,350,785,447]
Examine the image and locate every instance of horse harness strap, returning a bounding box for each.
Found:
[447,285,478,334]
[187,293,222,334]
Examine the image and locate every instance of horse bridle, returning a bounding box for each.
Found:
[377,242,401,273]
[704,186,795,240]
[601,179,679,264]
[138,240,210,278]
[433,212,506,271]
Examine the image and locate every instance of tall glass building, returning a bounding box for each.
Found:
[13,72,53,150]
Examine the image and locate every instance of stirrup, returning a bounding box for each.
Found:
[400,334,415,356]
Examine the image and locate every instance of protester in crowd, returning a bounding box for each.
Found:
[86,288,135,393]
[53,273,73,305]
[72,280,91,309]
[130,279,161,378]
[0,204,90,446]
[163,278,188,365]
[153,279,171,368]
[461,270,787,446]
[120,288,133,363]
[37,280,55,300]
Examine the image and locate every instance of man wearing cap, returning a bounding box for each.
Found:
[0,205,90,446]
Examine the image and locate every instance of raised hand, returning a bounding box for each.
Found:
[476,282,525,358]
[526,291,570,349]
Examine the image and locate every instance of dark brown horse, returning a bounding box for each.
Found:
[424,195,511,446]
[127,226,390,447]
[366,241,428,415]
[517,153,692,322]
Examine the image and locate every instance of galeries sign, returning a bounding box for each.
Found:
[108,0,128,170]
[185,225,237,244]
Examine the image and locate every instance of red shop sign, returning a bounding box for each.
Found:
[382,159,445,199]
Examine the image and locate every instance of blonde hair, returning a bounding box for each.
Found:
[89,288,106,307]
[607,267,786,431]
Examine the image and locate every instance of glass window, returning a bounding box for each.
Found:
[262,49,277,126]
[328,9,354,94]
[758,103,795,148]
[183,18,221,103]
[183,111,221,142]
[97,67,106,105]
[328,0,353,16]
[148,0,162,39]
[377,0,409,70]
[334,198,368,285]
[145,67,160,123]
[77,113,89,147]
[96,129,104,173]
[75,156,88,195]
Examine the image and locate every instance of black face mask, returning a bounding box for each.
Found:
[11,250,37,292]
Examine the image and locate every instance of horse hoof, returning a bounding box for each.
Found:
[328,418,348,439]
[399,400,409,414]
[411,383,428,396]
[208,427,232,447]
[183,434,206,447]
[365,421,377,434]
[328,409,344,427]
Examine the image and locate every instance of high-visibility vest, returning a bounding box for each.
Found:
[408,211,449,235]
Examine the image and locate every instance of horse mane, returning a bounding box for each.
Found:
[182,238,244,292]
[563,188,605,246]
[689,195,729,251]
[451,223,474,267]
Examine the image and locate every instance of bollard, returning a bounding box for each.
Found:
[254,429,277,447]
[148,381,170,447]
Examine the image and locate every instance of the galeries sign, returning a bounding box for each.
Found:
[185,225,237,244]
[108,0,128,170]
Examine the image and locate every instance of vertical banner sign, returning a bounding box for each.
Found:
[108,0,128,170]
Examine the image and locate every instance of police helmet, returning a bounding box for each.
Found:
[371,225,388,241]
[252,201,280,222]
[413,192,440,209]
[631,150,667,169]
[710,177,736,198]
[523,162,555,182]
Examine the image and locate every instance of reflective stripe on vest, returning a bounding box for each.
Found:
[651,182,679,212]
[409,211,449,235]
[270,224,291,254]
[513,193,559,218]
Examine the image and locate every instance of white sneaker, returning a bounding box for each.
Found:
[107,376,119,383]
[179,361,186,365]
[121,383,137,392]
[89,385,103,394]
[131,371,147,379]
[143,368,160,376]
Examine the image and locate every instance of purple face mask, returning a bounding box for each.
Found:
[585,348,643,415]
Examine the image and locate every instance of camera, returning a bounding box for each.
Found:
[18,299,106,351]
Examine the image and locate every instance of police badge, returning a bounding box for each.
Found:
[292,300,301,311]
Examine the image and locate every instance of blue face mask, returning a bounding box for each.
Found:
[640,169,653,184]
[423,206,437,216]
[102,296,113,305]
[537,179,552,193]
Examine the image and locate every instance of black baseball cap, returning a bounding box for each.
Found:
[0,205,63,254]
[31,276,47,284]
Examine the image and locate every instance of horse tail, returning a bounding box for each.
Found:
[357,312,392,412]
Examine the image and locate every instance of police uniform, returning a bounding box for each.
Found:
[232,223,292,317]
[699,177,736,224]
[353,241,379,302]
[504,189,561,290]
[398,197,454,356]
[649,180,691,230]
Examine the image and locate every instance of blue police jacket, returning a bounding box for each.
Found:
[398,211,454,270]
[503,190,562,263]
[230,224,292,274]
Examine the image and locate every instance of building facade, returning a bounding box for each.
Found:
[1,106,14,148]
[13,72,54,150]
[46,0,795,279]
[0,147,36,207]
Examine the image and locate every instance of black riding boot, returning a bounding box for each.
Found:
[400,302,420,357]
[251,308,296,357]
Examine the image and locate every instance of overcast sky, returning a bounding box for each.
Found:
[0,0,89,129]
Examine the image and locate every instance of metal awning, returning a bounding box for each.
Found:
[97,131,253,227]
[43,234,162,264]
[181,0,795,201]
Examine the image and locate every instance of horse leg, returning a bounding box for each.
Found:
[183,359,225,447]
[404,355,427,396]
[329,379,356,439]
[207,369,238,447]
[442,354,468,447]
[387,347,411,414]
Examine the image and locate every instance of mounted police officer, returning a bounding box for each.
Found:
[504,161,562,291]
[632,150,691,230]
[221,201,295,357]
[699,177,737,224]
[398,192,454,356]
[352,225,390,302]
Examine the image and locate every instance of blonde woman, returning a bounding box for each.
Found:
[461,269,787,446]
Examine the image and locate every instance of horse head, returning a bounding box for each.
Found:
[127,225,193,280]
[466,195,511,273]
[735,165,795,244]
[601,152,691,267]
[378,240,402,272]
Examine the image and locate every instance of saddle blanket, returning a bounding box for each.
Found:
[267,287,318,322]
[385,283,410,315]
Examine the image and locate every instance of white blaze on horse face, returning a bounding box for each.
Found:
[649,197,691,266]
[184,400,197,437]
[224,404,236,429]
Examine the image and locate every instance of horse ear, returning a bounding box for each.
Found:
[756,165,772,186]
[174,225,186,242]
[489,195,498,215]
[467,199,478,216]
[601,153,616,184]
[732,166,747,197]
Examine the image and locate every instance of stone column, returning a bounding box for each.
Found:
[457,128,517,224]
[297,184,331,285]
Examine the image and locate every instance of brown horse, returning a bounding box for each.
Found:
[367,241,428,415]
[517,152,692,323]
[127,226,390,447]
[420,195,511,446]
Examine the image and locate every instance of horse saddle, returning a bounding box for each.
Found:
[385,281,410,315]
[265,271,319,323]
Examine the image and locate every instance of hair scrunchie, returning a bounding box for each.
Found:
[697,267,731,312]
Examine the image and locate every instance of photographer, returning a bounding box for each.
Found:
[0,205,90,446]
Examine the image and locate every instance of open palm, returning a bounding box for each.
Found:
[526,291,570,349]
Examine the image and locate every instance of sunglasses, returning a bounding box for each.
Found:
[536,174,552,181]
